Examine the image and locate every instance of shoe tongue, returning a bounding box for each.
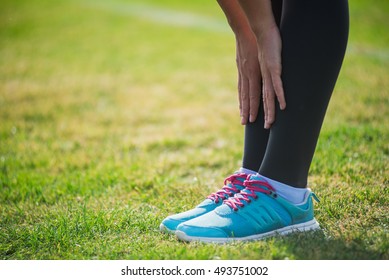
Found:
[226,182,244,192]
[232,176,247,189]
[243,175,272,195]
[199,173,249,207]
[247,174,265,181]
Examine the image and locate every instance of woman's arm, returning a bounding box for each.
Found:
[217,0,261,125]
[218,0,286,128]
[236,0,276,36]
[238,0,286,129]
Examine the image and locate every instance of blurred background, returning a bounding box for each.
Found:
[0,0,388,259]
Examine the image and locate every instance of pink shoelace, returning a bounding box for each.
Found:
[224,178,276,211]
[207,173,247,203]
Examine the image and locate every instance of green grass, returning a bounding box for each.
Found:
[0,0,388,259]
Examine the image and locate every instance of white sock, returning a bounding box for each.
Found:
[239,167,257,175]
[258,174,308,204]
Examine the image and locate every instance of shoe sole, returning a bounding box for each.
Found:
[175,218,320,243]
[159,223,176,234]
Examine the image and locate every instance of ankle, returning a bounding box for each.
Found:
[257,174,308,204]
[239,167,257,175]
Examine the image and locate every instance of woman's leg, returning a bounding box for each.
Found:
[258,0,349,187]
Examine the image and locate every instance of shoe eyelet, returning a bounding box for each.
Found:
[273,194,278,198]
[233,208,238,212]
[247,200,251,204]
[254,196,258,200]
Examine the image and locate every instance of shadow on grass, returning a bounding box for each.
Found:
[268,230,388,260]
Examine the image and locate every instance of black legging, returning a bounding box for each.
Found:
[242,0,349,188]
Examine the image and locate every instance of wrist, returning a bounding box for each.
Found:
[227,18,252,38]
[235,27,255,43]
[251,21,278,42]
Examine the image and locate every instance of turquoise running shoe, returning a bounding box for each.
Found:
[160,173,248,233]
[175,175,320,243]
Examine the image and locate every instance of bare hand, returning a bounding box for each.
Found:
[257,25,286,129]
[236,32,261,125]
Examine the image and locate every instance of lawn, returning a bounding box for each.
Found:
[0,0,388,259]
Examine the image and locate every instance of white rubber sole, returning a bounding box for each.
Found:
[175,218,320,243]
[159,223,176,234]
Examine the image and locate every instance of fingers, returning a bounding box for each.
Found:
[248,72,260,123]
[262,81,269,128]
[271,71,286,110]
[261,62,286,129]
[235,35,262,125]
[240,76,250,125]
[240,70,261,125]
[262,72,275,129]
[238,70,242,117]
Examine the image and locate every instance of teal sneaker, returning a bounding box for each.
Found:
[160,173,248,233]
[175,175,320,243]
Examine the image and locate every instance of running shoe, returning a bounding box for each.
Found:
[175,174,320,242]
[160,173,248,233]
